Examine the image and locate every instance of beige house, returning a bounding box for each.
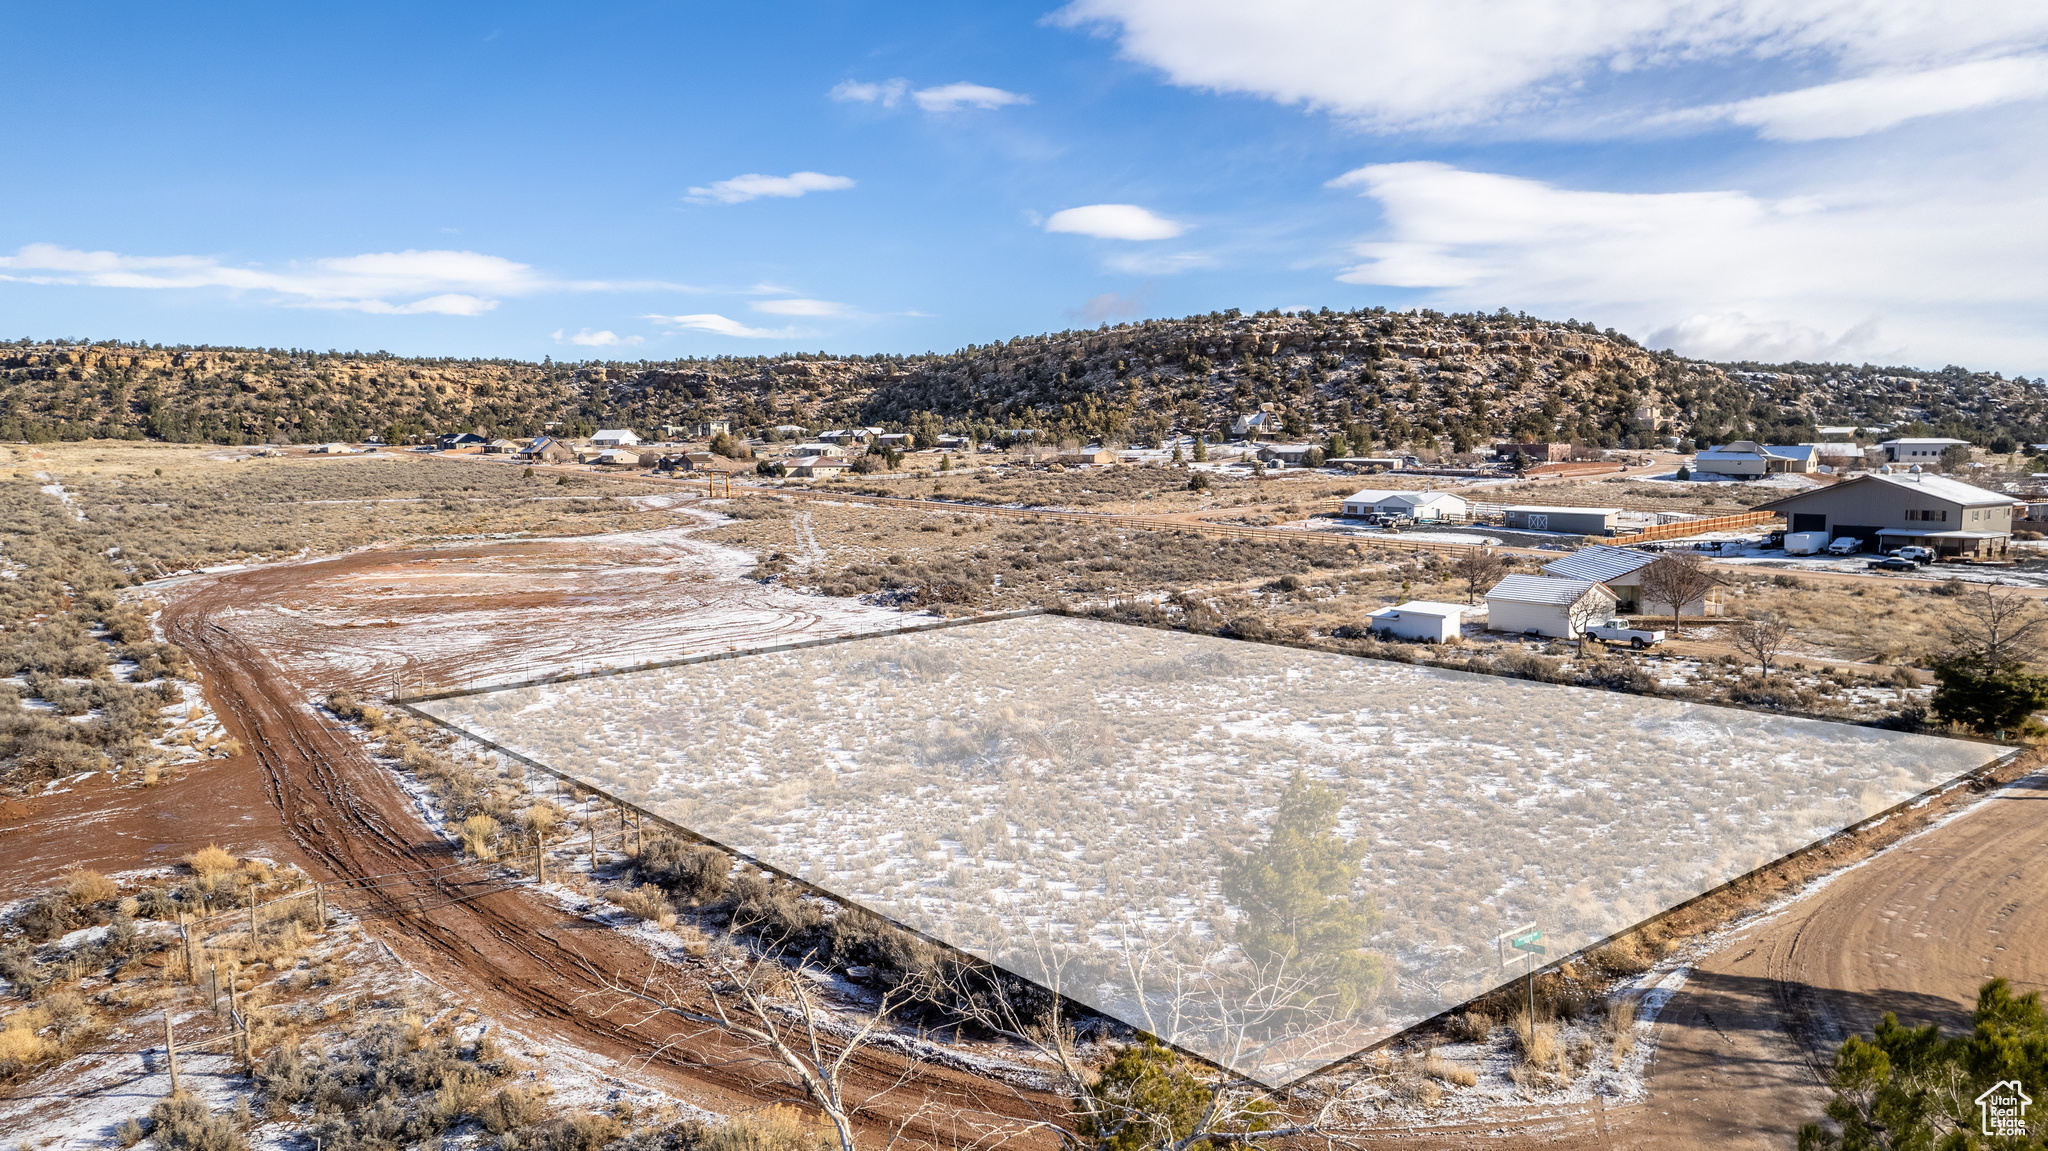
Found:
[1755,469,2014,557]
[1056,448,1116,466]
[787,455,853,478]
[516,437,577,464]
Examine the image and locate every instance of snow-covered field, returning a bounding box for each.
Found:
[416,614,1997,1086]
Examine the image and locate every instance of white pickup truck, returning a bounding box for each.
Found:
[1581,619,1667,648]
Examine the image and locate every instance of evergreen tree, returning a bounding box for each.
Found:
[1220,773,1384,1013]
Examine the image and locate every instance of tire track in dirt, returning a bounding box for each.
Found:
[159,565,1058,1143]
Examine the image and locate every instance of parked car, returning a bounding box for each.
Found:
[1867,556,1920,571]
[1581,619,1667,649]
[1825,537,1865,555]
[1889,546,1934,564]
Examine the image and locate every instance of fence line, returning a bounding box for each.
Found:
[1617,510,1782,543]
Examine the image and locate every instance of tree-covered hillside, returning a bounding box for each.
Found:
[6,307,2044,452]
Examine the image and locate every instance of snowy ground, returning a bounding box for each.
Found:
[416,613,1997,1086]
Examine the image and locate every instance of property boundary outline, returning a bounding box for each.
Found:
[390,610,2022,1088]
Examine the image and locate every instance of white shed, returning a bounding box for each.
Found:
[1484,575,1617,638]
[1364,600,1470,643]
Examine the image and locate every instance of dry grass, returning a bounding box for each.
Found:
[1423,1050,1478,1087]
[185,844,238,877]
[1606,996,1639,1067]
[63,869,118,905]
[610,884,678,929]
[457,814,500,860]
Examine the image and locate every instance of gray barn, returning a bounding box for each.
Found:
[1502,505,1618,535]
[1755,470,2014,557]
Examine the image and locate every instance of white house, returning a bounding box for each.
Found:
[591,428,642,448]
[1231,411,1281,439]
[1364,600,1471,643]
[311,442,353,454]
[1485,575,1617,638]
[1542,544,1719,616]
[1879,437,1970,463]
[1340,489,1471,521]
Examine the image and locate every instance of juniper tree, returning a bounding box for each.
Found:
[1220,773,1384,1014]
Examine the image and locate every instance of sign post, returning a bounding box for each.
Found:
[1496,923,1547,1022]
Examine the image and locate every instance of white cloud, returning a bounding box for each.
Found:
[1045,204,1186,241]
[1326,160,2048,369]
[830,78,908,108]
[1662,53,2048,140]
[750,298,856,317]
[0,243,639,315]
[647,313,791,339]
[1052,0,2048,132]
[912,82,1031,112]
[551,327,637,347]
[831,79,1030,113]
[685,172,856,205]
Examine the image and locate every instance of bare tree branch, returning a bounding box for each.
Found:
[1943,587,2048,670]
[1730,611,1794,680]
[1636,552,1720,637]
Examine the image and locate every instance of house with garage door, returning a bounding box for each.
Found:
[1340,489,1471,521]
[1542,545,1722,616]
[1484,574,1617,638]
[1754,468,2015,557]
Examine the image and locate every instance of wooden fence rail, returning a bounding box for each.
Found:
[1617,510,1782,543]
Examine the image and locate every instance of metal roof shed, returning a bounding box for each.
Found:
[1364,600,1471,643]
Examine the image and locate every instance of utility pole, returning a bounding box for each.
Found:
[314,883,326,932]
[247,887,259,943]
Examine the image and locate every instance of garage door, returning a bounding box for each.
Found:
[1791,513,1827,534]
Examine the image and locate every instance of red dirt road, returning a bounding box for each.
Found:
[148,548,1051,1142]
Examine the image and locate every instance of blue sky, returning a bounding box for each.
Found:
[4,1,2046,375]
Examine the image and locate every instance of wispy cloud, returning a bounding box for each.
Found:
[685,172,856,205]
[912,82,1031,111]
[750,298,857,317]
[551,327,638,347]
[1052,0,2048,135]
[1325,159,2048,368]
[1044,204,1185,241]
[1655,53,2048,140]
[647,313,792,339]
[1068,289,1150,323]
[0,243,669,315]
[832,78,1031,113]
[830,78,908,108]
[1103,249,1213,274]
